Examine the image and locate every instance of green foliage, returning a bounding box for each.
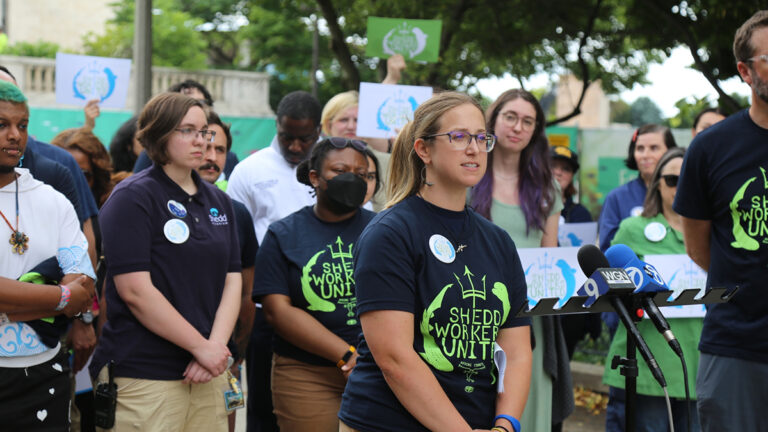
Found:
[82,0,208,70]
[668,95,713,128]
[3,41,61,58]
[628,96,663,127]
[572,323,612,366]
[74,0,758,115]
[610,99,631,124]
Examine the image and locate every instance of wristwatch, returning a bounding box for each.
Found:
[78,310,94,324]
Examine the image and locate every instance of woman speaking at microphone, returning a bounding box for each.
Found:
[253,137,374,432]
[603,147,701,432]
[338,92,532,432]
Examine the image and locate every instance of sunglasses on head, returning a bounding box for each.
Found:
[324,137,367,152]
[661,174,679,187]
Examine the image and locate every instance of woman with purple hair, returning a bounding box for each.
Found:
[470,89,573,431]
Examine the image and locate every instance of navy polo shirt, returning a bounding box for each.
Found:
[90,164,241,381]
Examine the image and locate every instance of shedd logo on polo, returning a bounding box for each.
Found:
[419,265,510,393]
[209,207,228,226]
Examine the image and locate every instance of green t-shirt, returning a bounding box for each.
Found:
[489,184,563,248]
[603,212,703,398]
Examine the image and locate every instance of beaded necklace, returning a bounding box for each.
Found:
[0,176,28,254]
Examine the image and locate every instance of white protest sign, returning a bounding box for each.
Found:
[558,222,598,247]
[357,82,433,139]
[55,53,131,109]
[517,247,586,309]
[644,254,707,318]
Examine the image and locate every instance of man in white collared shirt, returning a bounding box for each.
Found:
[228,91,321,243]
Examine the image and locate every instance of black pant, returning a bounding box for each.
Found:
[246,309,279,432]
[0,347,71,431]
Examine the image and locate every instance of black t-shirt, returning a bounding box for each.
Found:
[339,196,530,431]
[252,206,374,366]
[674,109,768,363]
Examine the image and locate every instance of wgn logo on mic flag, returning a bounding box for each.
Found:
[577,268,635,307]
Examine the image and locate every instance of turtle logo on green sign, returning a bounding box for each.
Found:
[383,22,428,59]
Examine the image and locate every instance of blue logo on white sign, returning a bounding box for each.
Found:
[72,62,117,102]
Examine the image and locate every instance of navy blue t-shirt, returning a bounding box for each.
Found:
[339,196,530,431]
[674,109,768,363]
[252,206,374,366]
[90,164,241,380]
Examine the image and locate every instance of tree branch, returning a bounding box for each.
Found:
[426,0,473,86]
[646,0,740,112]
[547,0,603,126]
[316,0,361,90]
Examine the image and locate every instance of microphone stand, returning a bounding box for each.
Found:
[518,286,737,432]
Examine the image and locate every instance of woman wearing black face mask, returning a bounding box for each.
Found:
[252,137,373,432]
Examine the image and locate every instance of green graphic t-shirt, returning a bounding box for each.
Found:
[252,206,374,366]
[339,196,530,431]
[674,109,768,363]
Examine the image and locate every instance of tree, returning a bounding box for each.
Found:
[610,99,632,124]
[313,0,666,124]
[629,96,663,127]
[667,95,713,128]
[629,1,757,111]
[82,0,208,70]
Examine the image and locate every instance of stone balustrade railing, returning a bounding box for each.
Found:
[0,55,274,117]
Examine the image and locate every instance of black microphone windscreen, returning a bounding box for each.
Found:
[577,244,609,276]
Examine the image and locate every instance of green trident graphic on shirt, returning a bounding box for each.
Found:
[729,167,768,251]
[418,265,511,392]
[300,236,356,314]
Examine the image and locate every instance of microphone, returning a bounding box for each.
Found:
[577,245,667,388]
[606,244,684,359]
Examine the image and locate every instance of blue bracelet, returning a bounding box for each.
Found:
[494,414,521,432]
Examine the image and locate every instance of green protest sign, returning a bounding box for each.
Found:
[366,17,442,63]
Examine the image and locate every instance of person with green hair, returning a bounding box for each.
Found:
[0,80,96,429]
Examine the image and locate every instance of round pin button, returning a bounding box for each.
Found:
[164,219,190,244]
[644,221,667,242]
[429,234,456,264]
[167,200,187,218]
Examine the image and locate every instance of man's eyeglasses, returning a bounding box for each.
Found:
[324,137,368,152]
[499,112,536,132]
[421,131,497,152]
[175,128,216,143]
[744,54,768,65]
[661,174,679,187]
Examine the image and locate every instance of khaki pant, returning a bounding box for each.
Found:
[271,353,347,432]
[96,366,228,432]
